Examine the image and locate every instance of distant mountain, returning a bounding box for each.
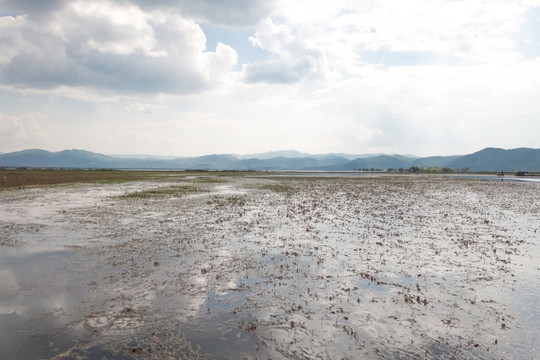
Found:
[319,155,411,171]
[412,155,461,168]
[236,150,390,161]
[447,147,540,172]
[0,149,117,168]
[171,154,239,170]
[108,154,178,160]
[236,150,311,160]
[1,147,539,172]
[238,156,350,170]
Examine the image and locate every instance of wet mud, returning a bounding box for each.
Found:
[1,175,539,359]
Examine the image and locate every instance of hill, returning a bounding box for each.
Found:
[412,155,460,168]
[448,148,540,172]
[0,149,117,168]
[1,147,539,172]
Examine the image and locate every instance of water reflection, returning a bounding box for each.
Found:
[0,247,77,359]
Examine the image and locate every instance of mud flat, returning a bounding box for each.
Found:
[1,174,539,359]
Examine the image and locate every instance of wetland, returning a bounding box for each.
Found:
[0,172,539,359]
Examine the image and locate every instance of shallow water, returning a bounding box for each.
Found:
[1,175,539,359]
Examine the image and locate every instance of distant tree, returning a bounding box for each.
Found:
[441,167,455,173]
[408,166,420,172]
[387,168,396,172]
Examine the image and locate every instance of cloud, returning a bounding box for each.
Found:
[0,114,28,140]
[0,0,274,27]
[206,42,238,77]
[0,114,48,151]
[124,103,161,114]
[0,16,25,66]
[242,0,530,84]
[129,0,274,27]
[268,0,531,70]
[0,0,68,17]
[243,56,324,83]
[0,0,238,94]
[62,1,166,58]
[243,18,328,83]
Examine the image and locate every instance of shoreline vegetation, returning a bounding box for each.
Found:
[0,168,520,189]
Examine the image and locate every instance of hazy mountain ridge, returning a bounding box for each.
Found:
[446,147,540,172]
[1,147,539,172]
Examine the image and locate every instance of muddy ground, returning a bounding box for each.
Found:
[1,174,539,359]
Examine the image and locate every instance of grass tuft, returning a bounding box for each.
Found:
[119,185,207,199]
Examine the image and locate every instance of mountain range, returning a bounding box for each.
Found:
[0,147,539,172]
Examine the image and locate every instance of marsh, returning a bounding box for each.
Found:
[1,174,538,359]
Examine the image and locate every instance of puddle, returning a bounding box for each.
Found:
[0,246,85,359]
[0,176,539,359]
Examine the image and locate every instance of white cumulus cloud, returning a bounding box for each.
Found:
[243,18,328,83]
[0,0,238,94]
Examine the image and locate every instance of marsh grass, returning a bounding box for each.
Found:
[261,183,294,195]
[207,195,247,207]
[0,169,174,189]
[193,177,228,184]
[0,169,270,190]
[119,184,207,199]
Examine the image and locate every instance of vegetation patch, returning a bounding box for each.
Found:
[119,184,206,199]
[193,177,228,184]
[207,195,247,207]
[0,169,178,189]
[261,182,294,194]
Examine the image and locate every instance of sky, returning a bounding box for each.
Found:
[1,0,539,157]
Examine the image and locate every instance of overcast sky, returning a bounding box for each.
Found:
[1,0,539,157]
